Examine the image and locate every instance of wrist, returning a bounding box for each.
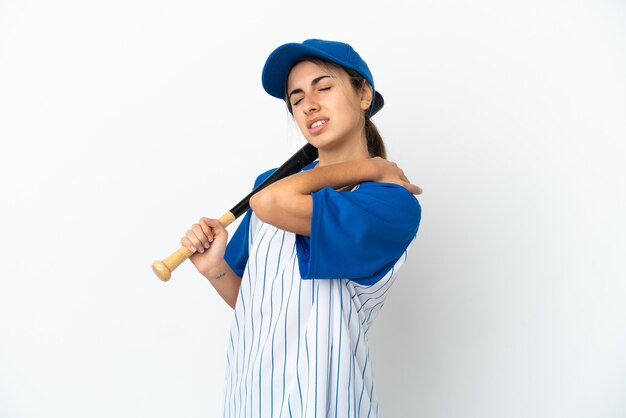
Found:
[200,259,229,280]
[361,157,380,183]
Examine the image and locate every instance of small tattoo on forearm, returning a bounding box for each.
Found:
[215,272,226,280]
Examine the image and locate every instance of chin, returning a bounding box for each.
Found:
[308,140,335,152]
[306,134,339,150]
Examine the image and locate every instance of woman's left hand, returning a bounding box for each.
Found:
[370,157,423,195]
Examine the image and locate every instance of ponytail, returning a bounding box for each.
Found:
[345,67,388,159]
[365,117,386,159]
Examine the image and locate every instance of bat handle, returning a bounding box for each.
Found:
[151,211,237,282]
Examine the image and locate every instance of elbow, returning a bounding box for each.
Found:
[249,189,275,224]
[249,187,313,235]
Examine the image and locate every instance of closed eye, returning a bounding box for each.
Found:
[290,85,332,107]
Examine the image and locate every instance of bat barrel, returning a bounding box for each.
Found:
[229,143,318,218]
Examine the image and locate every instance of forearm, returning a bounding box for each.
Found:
[250,158,377,235]
[199,259,241,309]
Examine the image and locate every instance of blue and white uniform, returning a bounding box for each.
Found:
[222,162,421,418]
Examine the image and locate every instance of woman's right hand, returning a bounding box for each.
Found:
[181,217,229,276]
[370,157,423,195]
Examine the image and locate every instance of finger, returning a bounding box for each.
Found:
[192,223,210,251]
[186,227,205,252]
[199,218,214,243]
[205,218,226,234]
[181,236,198,253]
[182,226,204,253]
[410,183,423,195]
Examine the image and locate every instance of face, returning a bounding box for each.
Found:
[286,61,372,153]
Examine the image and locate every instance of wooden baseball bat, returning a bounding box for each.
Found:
[151,143,319,281]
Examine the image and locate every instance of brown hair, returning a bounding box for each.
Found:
[285,59,387,159]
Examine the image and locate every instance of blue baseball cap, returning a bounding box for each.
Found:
[262,39,384,116]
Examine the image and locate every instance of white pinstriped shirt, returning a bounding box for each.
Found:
[222,211,415,418]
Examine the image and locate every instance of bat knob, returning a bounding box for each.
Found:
[151,260,172,282]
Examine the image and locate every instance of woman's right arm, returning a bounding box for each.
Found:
[250,157,422,236]
[181,217,241,309]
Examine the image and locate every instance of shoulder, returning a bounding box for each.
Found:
[311,181,421,240]
[353,181,421,223]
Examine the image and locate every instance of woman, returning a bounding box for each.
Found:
[182,39,422,418]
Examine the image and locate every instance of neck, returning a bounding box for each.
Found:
[316,134,369,166]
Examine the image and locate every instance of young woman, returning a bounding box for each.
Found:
[182,39,422,418]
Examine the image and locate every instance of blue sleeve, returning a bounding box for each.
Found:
[295,182,421,285]
[223,168,277,277]
[223,209,252,277]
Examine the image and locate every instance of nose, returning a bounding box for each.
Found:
[302,96,319,114]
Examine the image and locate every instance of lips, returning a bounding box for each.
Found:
[307,117,328,132]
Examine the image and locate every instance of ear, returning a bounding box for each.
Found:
[359,82,374,111]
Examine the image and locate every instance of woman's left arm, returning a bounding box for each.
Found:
[249,157,422,236]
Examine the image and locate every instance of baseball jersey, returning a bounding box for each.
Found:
[222,162,421,418]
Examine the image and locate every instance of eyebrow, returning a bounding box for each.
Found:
[288,75,332,99]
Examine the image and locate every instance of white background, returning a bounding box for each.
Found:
[1,0,625,417]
